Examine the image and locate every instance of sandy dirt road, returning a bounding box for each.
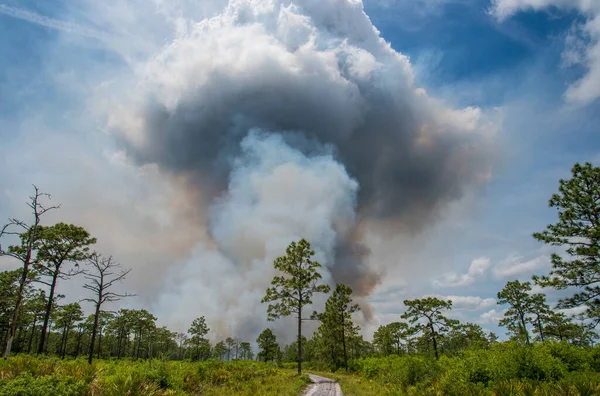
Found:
[303,373,342,396]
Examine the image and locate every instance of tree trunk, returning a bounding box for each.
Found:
[136,329,142,359]
[75,329,82,358]
[97,330,102,359]
[116,327,123,359]
[88,302,101,364]
[537,317,544,342]
[4,257,32,358]
[342,322,348,372]
[60,325,68,358]
[15,326,23,353]
[27,316,37,354]
[38,273,58,355]
[297,291,303,375]
[430,323,439,360]
[520,314,530,345]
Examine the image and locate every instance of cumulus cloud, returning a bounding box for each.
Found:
[490,0,600,105]
[433,257,490,287]
[425,294,496,311]
[478,308,507,324]
[558,305,588,318]
[493,254,550,279]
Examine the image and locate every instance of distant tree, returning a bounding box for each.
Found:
[188,316,209,361]
[401,297,458,360]
[0,269,33,350]
[83,252,133,364]
[239,341,252,360]
[314,284,360,371]
[442,323,492,353]
[532,163,600,324]
[347,333,373,359]
[387,321,411,355]
[54,302,83,359]
[544,312,581,342]
[529,293,551,342]
[497,280,533,345]
[225,337,237,360]
[282,336,307,362]
[128,309,157,359]
[174,332,188,360]
[0,186,58,357]
[261,239,330,374]
[256,328,279,363]
[24,290,47,354]
[214,341,227,360]
[373,324,394,356]
[35,223,96,354]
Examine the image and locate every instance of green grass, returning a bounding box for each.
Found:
[0,355,311,396]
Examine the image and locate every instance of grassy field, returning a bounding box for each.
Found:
[0,355,311,396]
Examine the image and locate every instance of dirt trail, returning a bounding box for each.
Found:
[303,373,342,396]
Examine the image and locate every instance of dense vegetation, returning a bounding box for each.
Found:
[0,161,598,396]
[0,356,309,395]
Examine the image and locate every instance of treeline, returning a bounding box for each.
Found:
[261,289,596,373]
[0,267,256,362]
[256,162,600,375]
[0,187,258,364]
[1,162,599,378]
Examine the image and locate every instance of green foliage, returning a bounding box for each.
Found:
[373,321,411,357]
[497,280,534,344]
[261,239,330,373]
[401,297,458,359]
[532,162,600,321]
[187,316,210,361]
[262,239,330,321]
[35,223,97,272]
[313,283,360,371]
[0,356,309,396]
[0,372,87,396]
[256,328,279,362]
[316,341,600,395]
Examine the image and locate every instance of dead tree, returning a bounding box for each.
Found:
[83,253,134,364]
[0,186,58,358]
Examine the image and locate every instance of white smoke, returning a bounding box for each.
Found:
[152,131,359,340]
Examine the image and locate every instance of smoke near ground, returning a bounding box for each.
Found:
[103,0,495,339]
[152,131,358,341]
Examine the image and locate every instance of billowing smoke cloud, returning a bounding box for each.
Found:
[153,131,358,339]
[105,0,494,338]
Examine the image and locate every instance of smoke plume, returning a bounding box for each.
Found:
[106,0,494,339]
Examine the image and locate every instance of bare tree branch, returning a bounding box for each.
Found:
[83,252,134,364]
[1,185,58,358]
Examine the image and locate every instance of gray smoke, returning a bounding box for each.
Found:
[106,0,494,338]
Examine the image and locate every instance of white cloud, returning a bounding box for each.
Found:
[490,0,600,105]
[428,294,497,310]
[493,254,550,279]
[433,257,490,287]
[558,305,588,318]
[478,308,507,324]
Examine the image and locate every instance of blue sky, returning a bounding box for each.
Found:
[0,0,599,341]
